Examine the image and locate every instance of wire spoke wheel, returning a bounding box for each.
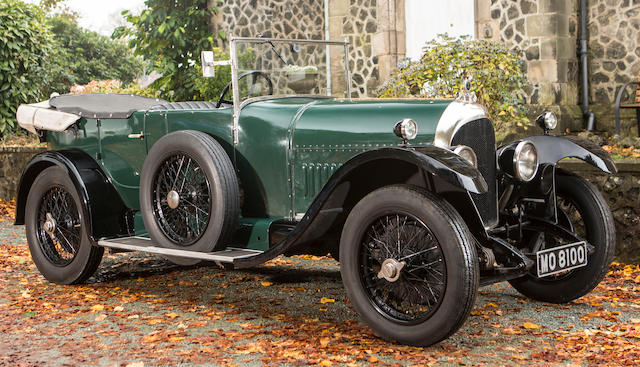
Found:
[359,213,447,324]
[152,152,211,246]
[35,186,81,267]
[509,174,615,304]
[529,192,588,281]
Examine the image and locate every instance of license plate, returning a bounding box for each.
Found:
[536,241,588,278]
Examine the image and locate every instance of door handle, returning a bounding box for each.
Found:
[128,132,144,139]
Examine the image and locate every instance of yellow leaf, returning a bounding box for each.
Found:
[147,319,163,325]
[91,305,105,312]
[319,337,330,347]
[320,361,332,367]
[261,281,273,287]
[320,297,335,304]
[169,337,184,343]
[95,314,107,321]
[522,322,540,329]
[166,312,180,319]
[125,363,144,367]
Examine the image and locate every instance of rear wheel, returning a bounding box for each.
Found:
[340,185,478,346]
[509,173,615,303]
[140,130,240,265]
[25,166,103,284]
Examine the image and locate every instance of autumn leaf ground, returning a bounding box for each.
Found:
[1,204,639,366]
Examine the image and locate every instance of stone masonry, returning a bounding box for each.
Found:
[209,0,391,97]
[0,147,45,201]
[585,0,640,135]
[478,0,640,134]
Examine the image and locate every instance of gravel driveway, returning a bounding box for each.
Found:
[1,220,639,366]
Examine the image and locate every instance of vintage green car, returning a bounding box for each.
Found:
[14,37,617,346]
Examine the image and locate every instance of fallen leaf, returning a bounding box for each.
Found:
[522,322,541,329]
[114,306,124,312]
[95,314,107,321]
[91,305,105,312]
[320,297,335,304]
[261,281,273,287]
[320,361,332,367]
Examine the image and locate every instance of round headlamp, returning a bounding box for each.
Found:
[394,118,418,141]
[536,111,557,132]
[453,145,478,167]
[513,141,538,182]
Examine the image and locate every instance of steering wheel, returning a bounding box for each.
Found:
[216,71,274,108]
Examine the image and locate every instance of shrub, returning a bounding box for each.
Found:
[0,0,51,136]
[114,0,220,101]
[45,15,144,96]
[378,35,530,141]
[69,80,162,99]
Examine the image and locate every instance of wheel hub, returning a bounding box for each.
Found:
[377,258,405,282]
[167,190,180,209]
[43,212,56,238]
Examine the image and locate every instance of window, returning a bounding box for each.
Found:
[404,0,476,60]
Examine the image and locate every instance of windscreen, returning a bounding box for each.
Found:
[233,39,349,100]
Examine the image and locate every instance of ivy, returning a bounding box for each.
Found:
[378,35,531,141]
[114,0,222,101]
[0,0,51,136]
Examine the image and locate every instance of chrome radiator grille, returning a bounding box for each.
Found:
[450,118,498,227]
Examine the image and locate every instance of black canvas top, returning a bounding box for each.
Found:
[49,94,167,119]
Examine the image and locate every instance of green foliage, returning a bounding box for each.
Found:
[0,0,51,136]
[114,0,221,101]
[192,47,257,101]
[378,35,530,139]
[69,80,161,99]
[193,48,231,101]
[45,15,144,95]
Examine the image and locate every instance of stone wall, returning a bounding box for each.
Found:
[337,0,380,97]
[211,0,325,40]
[0,147,45,200]
[559,160,640,264]
[209,0,385,97]
[583,0,640,135]
[478,0,640,135]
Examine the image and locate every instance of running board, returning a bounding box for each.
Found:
[98,236,263,264]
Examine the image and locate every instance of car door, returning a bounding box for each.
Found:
[98,111,148,209]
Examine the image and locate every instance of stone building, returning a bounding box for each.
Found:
[210,0,640,134]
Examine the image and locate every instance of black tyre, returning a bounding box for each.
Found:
[25,166,103,285]
[339,185,479,346]
[509,173,615,303]
[140,130,240,265]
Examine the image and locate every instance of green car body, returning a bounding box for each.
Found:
[45,97,452,251]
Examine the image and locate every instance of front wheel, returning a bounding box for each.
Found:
[509,173,616,303]
[339,185,479,346]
